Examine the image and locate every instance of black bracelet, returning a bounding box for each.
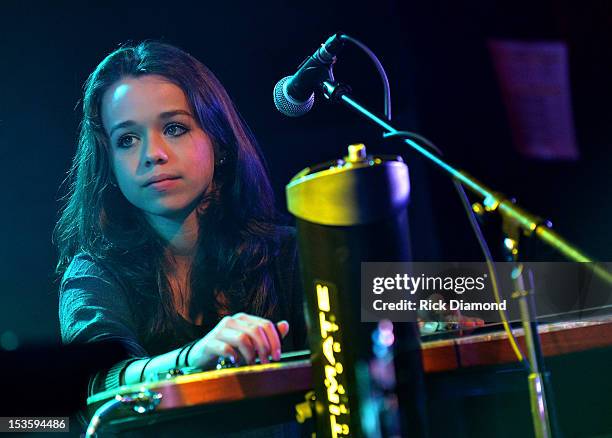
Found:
[184,341,198,367]
[175,342,193,368]
[139,357,154,383]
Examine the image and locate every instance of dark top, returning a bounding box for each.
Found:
[59,226,307,395]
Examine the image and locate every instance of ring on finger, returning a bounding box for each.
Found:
[216,355,237,370]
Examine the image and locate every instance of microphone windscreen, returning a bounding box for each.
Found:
[273,76,315,117]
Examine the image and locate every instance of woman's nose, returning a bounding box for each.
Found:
[143,133,169,166]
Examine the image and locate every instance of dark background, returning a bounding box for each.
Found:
[0,0,610,347]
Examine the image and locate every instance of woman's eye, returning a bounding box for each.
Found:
[117,135,137,149]
[164,123,188,137]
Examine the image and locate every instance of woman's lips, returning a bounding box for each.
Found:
[146,177,181,190]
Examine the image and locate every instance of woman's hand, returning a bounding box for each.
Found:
[187,313,290,368]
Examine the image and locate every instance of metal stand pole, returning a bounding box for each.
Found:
[510,263,551,438]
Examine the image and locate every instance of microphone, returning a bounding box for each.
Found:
[273,33,345,117]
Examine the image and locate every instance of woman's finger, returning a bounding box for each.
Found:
[216,327,257,364]
[276,320,290,339]
[259,320,281,361]
[233,317,272,363]
[234,313,283,361]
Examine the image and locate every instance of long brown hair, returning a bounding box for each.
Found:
[55,41,281,348]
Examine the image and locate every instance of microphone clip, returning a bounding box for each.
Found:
[320,80,352,104]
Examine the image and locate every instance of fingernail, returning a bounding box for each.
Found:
[275,349,281,361]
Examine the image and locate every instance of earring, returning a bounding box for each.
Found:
[216,156,227,166]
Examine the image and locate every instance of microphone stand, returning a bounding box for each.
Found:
[509,263,553,438]
[319,79,612,286]
[317,78,612,438]
[504,231,554,438]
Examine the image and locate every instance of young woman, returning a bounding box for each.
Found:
[55,41,307,394]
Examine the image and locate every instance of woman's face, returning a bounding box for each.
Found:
[101,75,215,221]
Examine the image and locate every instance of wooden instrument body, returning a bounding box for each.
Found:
[87,318,612,436]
